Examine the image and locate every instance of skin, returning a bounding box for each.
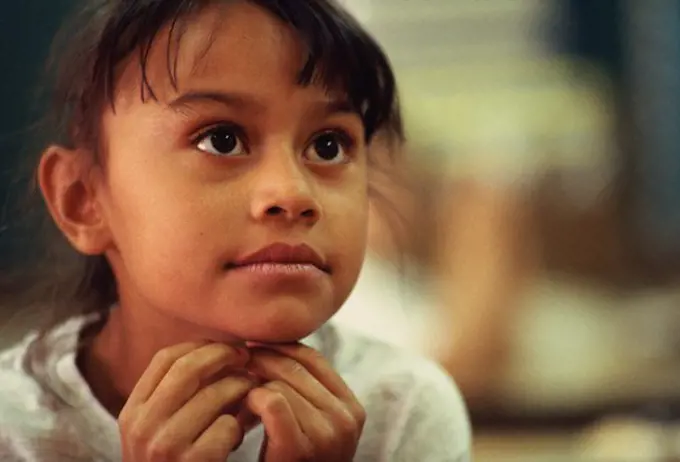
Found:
[39,2,369,460]
[118,342,365,461]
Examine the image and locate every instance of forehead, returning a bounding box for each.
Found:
[113,2,326,108]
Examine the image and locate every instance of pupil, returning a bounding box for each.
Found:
[315,134,339,160]
[211,129,237,153]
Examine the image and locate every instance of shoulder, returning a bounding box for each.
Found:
[0,333,57,427]
[0,328,64,422]
[0,317,95,461]
[0,334,60,460]
[324,324,472,462]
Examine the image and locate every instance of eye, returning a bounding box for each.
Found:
[303,131,353,165]
[195,125,246,157]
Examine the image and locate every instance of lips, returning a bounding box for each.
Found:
[227,243,330,273]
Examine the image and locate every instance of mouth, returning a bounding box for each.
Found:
[225,243,331,274]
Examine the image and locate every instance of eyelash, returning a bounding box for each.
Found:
[319,128,357,152]
[191,122,358,155]
[191,122,249,149]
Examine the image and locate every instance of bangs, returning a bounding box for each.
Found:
[258,0,400,141]
[52,0,401,147]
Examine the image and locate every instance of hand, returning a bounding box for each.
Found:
[245,343,366,462]
[118,342,256,462]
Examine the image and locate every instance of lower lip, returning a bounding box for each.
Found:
[226,263,327,279]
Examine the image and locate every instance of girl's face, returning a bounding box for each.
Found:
[89,3,369,342]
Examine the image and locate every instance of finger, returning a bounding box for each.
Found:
[264,381,334,446]
[235,406,261,434]
[126,342,207,407]
[248,349,347,416]
[143,344,249,419]
[246,386,312,462]
[249,343,356,404]
[249,344,366,438]
[153,376,254,447]
[182,415,244,462]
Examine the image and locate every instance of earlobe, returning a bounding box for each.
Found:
[38,145,110,255]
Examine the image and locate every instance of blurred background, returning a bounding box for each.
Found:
[2,1,680,460]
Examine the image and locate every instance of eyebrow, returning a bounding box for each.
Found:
[168,90,357,117]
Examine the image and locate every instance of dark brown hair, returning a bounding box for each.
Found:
[2,0,404,326]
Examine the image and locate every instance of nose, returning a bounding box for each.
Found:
[250,155,321,227]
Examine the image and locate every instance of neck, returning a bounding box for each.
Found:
[79,300,242,417]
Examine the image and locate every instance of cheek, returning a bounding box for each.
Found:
[100,159,241,281]
[328,177,368,232]
[325,182,369,294]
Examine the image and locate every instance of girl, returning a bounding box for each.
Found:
[0,0,471,461]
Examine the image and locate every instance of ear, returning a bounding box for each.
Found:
[38,145,111,255]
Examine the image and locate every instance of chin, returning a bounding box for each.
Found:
[207,296,335,344]
[238,318,324,344]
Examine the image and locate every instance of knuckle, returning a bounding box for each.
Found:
[286,435,315,461]
[117,408,135,431]
[351,403,367,428]
[209,377,252,401]
[334,409,359,438]
[197,382,222,403]
[316,421,337,447]
[279,358,305,376]
[205,343,230,359]
[211,343,247,365]
[151,349,171,366]
[300,440,316,460]
[216,414,241,435]
[152,345,181,367]
[230,375,254,390]
[181,453,214,462]
[263,380,285,393]
[171,355,197,375]
[124,420,151,445]
[146,438,179,461]
[262,390,287,415]
[301,346,324,363]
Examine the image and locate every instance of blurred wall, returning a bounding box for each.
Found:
[0,0,71,269]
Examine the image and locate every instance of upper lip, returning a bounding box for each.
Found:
[228,243,330,273]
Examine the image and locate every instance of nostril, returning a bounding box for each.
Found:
[265,206,284,216]
[262,205,318,220]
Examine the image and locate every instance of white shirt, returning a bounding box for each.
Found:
[0,314,471,461]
